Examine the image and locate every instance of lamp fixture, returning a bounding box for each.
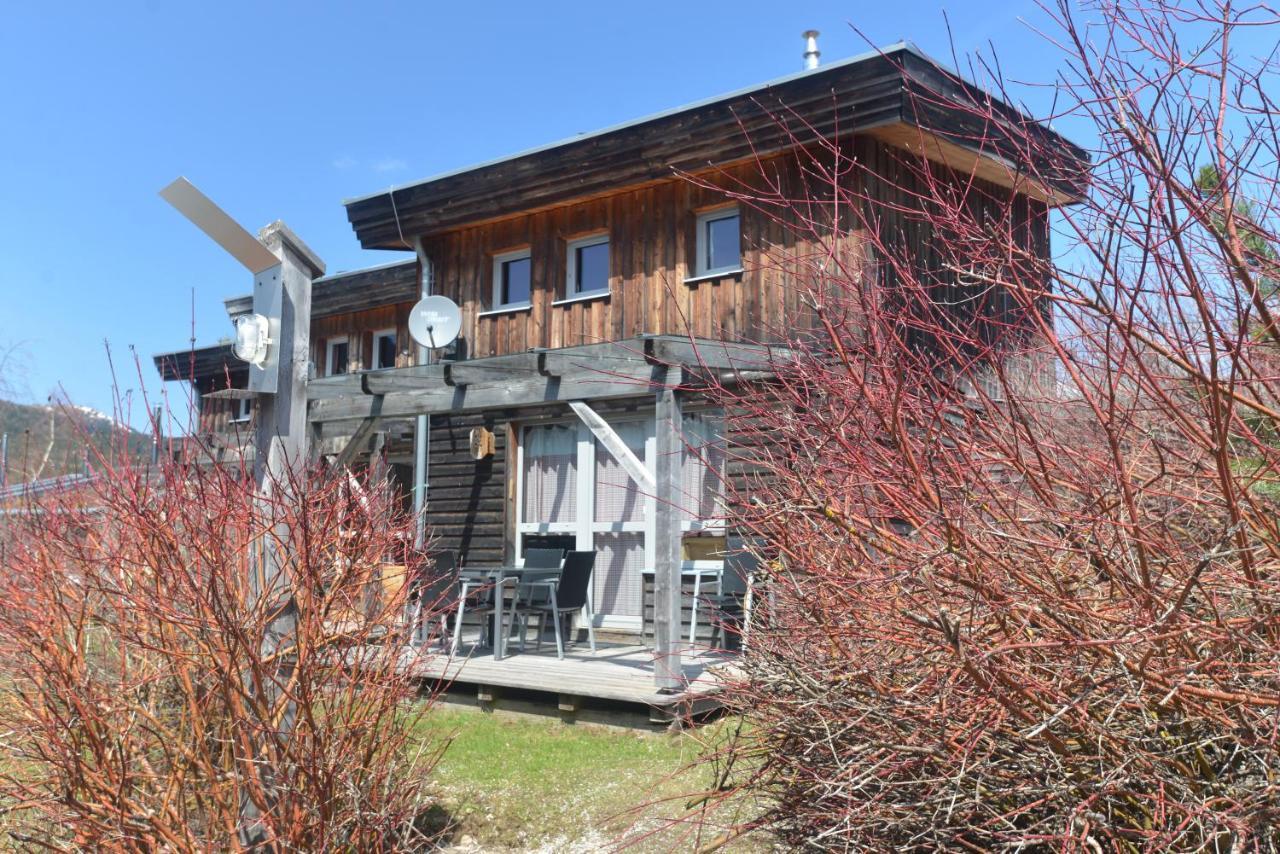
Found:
[233,313,272,367]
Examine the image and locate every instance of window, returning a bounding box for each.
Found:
[564,234,610,300]
[372,328,397,370]
[326,337,350,376]
[230,396,252,423]
[694,207,741,276]
[492,248,532,311]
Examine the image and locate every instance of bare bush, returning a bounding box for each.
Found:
[0,430,444,850]
[685,2,1280,850]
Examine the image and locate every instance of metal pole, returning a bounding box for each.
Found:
[1,433,7,490]
[412,240,432,548]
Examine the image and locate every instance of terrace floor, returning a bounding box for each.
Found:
[403,632,735,720]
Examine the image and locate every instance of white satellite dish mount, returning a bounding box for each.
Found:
[408,295,463,351]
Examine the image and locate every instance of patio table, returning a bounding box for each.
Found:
[452,566,561,661]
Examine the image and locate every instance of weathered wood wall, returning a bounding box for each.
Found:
[312,303,415,377]
[307,134,1048,373]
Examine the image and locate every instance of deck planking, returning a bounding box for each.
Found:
[403,640,734,708]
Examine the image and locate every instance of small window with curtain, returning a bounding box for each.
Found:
[694,207,741,277]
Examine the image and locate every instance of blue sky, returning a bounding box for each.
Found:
[1,0,1071,428]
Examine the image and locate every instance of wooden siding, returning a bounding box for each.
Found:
[418,149,859,359]
[328,135,1044,364]
[312,303,416,377]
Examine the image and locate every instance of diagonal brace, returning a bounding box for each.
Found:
[568,400,655,494]
[333,395,385,469]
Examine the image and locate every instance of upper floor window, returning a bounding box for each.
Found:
[230,396,252,424]
[565,234,610,300]
[492,248,532,311]
[326,336,350,376]
[372,328,397,370]
[695,207,741,276]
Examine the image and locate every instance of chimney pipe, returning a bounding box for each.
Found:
[803,30,821,70]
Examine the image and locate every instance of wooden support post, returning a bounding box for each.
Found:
[477,685,501,711]
[557,693,581,724]
[653,385,683,691]
[242,222,322,847]
[253,222,322,489]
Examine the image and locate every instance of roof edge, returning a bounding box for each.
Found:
[341,42,919,207]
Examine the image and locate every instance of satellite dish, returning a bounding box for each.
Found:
[408,295,463,350]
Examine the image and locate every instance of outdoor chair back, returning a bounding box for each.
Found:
[708,549,757,652]
[417,550,459,611]
[411,550,459,648]
[720,550,756,599]
[554,550,595,611]
[522,547,565,570]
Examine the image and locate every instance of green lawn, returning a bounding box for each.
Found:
[412,707,770,852]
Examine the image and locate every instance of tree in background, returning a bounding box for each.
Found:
[678,1,1280,850]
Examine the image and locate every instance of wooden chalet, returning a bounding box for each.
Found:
[155,41,1086,717]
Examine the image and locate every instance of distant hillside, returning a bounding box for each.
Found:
[0,398,152,485]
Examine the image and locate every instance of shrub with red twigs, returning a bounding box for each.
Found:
[0,440,445,850]
[678,2,1280,850]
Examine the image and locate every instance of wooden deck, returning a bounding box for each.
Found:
[403,638,735,714]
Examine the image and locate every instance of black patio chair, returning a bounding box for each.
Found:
[707,550,756,651]
[410,551,458,649]
[514,550,596,659]
[522,548,565,570]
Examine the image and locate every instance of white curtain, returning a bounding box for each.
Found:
[593,532,645,617]
[681,411,726,522]
[594,420,648,524]
[522,424,577,524]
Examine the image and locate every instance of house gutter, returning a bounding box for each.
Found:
[412,237,431,549]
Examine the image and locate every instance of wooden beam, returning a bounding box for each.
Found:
[331,396,384,469]
[309,361,669,424]
[648,337,790,372]
[567,401,655,493]
[652,386,683,691]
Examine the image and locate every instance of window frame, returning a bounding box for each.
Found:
[562,233,611,302]
[371,327,398,370]
[229,396,252,424]
[693,205,743,278]
[490,247,533,313]
[325,336,350,377]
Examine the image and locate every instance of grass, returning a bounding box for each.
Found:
[412,706,770,852]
